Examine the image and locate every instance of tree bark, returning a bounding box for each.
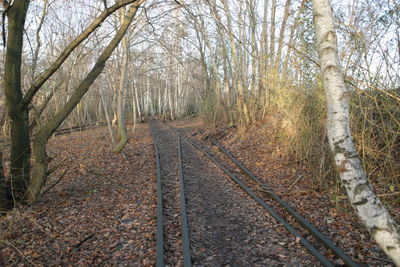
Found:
[114,8,129,153]
[3,0,31,203]
[275,0,291,71]
[100,88,116,144]
[259,0,269,116]
[26,1,144,203]
[269,0,277,67]
[221,0,250,125]
[0,151,12,213]
[282,0,306,82]
[31,0,48,80]
[312,0,400,264]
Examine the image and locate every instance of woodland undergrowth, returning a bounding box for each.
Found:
[201,82,400,199]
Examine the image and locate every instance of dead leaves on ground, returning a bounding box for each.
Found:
[0,124,156,266]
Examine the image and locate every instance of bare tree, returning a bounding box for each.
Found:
[0,0,145,210]
[27,1,145,203]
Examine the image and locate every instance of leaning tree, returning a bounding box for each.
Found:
[311,0,400,264]
[0,0,146,211]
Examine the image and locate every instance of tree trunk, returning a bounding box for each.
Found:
[221,0,250,125]
[0,151,12,213]
[100,88,115,144]
[114,9,129,153]
[26,2,144,203]
[282,0,306,82]
[3,0,31,203]
[269,0,276,67]
[275,0,291,71]
[205,0,233,122]
[259,0,269,117]
[31,0,48,80]
[312,0,400,264]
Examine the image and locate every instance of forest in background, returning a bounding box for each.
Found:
[1,0,397,192]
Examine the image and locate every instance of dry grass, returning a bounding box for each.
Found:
[201,79,400,193]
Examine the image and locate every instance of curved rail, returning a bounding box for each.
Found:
[211,141,359,267]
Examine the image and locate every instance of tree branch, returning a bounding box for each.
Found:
[21,0,140,109]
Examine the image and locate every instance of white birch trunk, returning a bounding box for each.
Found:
[312,0,400,264]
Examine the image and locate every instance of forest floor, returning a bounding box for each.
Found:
[1,124,157,266]
[0,119,398,266]
[171,118,399,267]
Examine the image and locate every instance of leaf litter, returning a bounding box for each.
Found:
[1,124,156,266]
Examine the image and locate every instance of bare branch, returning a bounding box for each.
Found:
[21,0,141,109]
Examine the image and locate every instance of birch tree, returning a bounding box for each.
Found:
[311,0,400,264]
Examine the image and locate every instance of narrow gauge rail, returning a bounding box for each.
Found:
[164,122,360,267]
[0,122,108,149]
[212,140,360,267]
[148,121,192,267]
[148,123,164,267]
[54,121,107,135]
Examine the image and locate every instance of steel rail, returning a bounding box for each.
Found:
[177,132,193,267]
[183,136,335,267]
[211,141,359,267]
[0,122,108,149]
[148,122,165,267]
[54,121,108,135]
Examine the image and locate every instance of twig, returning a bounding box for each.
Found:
[286,175,304,192]
[73,233,95,250]
[259,187,276,195]
[46,161,62,176]
[278,190,317,196]
[2,240,37,266]
[41,169,68,197]
[97,145,106,155]
[367,255,394,264]
[183,113,199,120]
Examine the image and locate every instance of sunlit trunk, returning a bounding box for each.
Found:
[312,0,400,264]
[114,9,129,153]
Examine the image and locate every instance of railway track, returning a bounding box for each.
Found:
[148,120,192,267]
[0,122,107,149]
[152,122,360,266]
